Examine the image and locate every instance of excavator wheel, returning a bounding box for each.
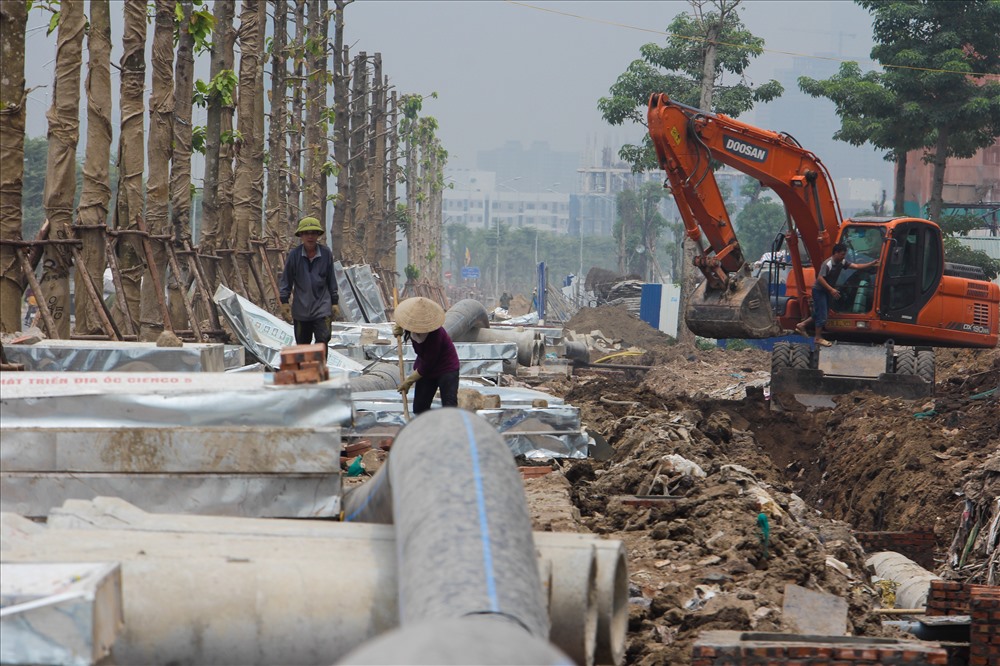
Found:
[790,343,812,370]
[894,349,916,375]
[916,350,935,384]
[771,342,792,373]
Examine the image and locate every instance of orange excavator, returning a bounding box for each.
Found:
[647,93,999,405]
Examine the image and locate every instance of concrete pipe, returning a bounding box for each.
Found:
[563,340,590,364]
[546,543,597,666]
[12,499,623,665]
[460,327,542,367]
[535,534,628,666]
[348,362,401,393]
[341,409,565,664]
[444,298,490,339]
[338,616,570,665]
[866,551,941,610]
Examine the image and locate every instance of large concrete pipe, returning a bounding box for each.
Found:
[340,409,568,664]
[443,298,491,338]
[348,409,549,633]
[13,497,624,665]
[563,340,590,365]
[348,362,401,392]
[866,551,941,610]
[339,616,571,665]
[459,327,542,367]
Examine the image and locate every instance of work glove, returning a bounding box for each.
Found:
[331,303,341,320]
[392,324,404,338]
[397,370,421,394]
[280,302,293,323]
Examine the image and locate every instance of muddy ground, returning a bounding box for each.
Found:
[522,306,999,665]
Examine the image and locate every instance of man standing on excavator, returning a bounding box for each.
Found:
[796,243,878,347]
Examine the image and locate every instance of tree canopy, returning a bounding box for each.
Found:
[801,0,1000,220]
[598,0,782,172]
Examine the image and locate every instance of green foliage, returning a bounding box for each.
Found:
[695,337,718,351]
[320,160,338,178]
[943,237,1000,279]
[404,264,420,281]
[220,129,243,145]
[20,136,86,238]
[735,182,786,262]
[937,213,984,237]
[444,223,621,297]
[844,1,1000,218]
[193,70,237,108]
[191,125,206,154]
[599,2,783,171]
[613,182,671,279]
[393,203,411,232]
[725,338,751,351]
[187,6,215,54]
[47,11,60,35]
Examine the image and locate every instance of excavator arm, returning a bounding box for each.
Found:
[647,93,846,338]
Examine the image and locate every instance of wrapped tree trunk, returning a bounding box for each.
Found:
[316,0,330,229]
[349,51,370,264]
[330,22,349,260]
[367,54,388,268]
[381,89,399,294]
[286,0,306,239]
[138,0,175,340]
[303,0,323,222]
[74,0,113,336]
[0,0,28,333]
[113,0,147,332]
[231,0,264,299]
[168,0,195,329]
[39,0,86,339]
[266,0,289,246]
[198,0,235,300]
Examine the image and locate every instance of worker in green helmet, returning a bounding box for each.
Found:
[279,216,339,346]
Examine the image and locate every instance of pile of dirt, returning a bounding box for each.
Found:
[566,305,680,362]
[528,334,1000,664]
[525,395,892,664]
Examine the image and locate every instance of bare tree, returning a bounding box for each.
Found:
[330,0,350,259]
[39,0,86,339]
[303,0,323,221]
[0,0,28,333]
[75,0,113,336]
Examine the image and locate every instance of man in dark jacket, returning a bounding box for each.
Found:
[279,217,339,346]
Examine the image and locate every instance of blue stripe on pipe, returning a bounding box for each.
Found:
[343,467,388,522]
[461,411,500,612]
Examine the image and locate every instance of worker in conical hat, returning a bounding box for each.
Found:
[393,297,459,414]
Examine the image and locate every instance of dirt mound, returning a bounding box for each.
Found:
[533,342,999,663]
[550,399,889,664]
[566,305,677,358]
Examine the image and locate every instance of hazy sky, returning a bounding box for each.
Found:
[21,1,891,188]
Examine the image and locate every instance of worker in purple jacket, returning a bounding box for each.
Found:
[393,297,460,414]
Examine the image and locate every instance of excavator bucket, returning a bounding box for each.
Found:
[684,275,783,339]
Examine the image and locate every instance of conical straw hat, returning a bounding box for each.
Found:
[395,297,445,334]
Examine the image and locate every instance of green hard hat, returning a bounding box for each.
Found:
[295,217,324,236]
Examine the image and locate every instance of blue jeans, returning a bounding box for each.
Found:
[811,287,830,328]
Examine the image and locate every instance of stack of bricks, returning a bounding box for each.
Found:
[853,530,936,570]
[925,579,996,616]
[691,631,948,665]
[970,586,1000,666]
[274,343,329,385]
